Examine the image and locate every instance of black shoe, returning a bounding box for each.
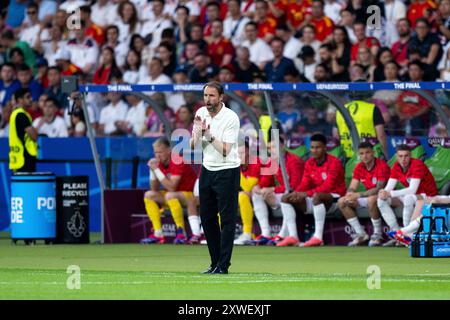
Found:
[201,266,216,274]
[211,266,228,274]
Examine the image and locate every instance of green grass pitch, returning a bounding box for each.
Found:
[1,233,450,300]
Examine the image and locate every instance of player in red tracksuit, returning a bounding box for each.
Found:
[251,137,305,245]
[377,144,438,246]
[281,134,346,247]
[234,139,263,245]
[338,142,390,247]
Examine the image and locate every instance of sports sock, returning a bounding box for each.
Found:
[281,202,298,239]
[347,217,365,235]
[377,198,399,231]
[167,198,185,230]
[313,204,326,240]
[239,192,254,234]
[144,198,162,234]
[371,218,382,235]
[401,218,421,236]
[252,193,271,237]
[402,195,416,227]
[188,215,201,236]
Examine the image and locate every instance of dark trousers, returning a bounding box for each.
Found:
[199,165,240,270]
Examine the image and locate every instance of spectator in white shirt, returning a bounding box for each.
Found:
[223,0,250,47]
[298,24,321,62]
[116,1,141,45]
[103,25,129,68]
[33,97,68,137]
[98,92,129,136]
[338,9,357,44]
[141,0,173,51]
[115,94,147,136]
[123,49,147,84]
[139,57,173,100]
[91,0,119,28]
[19,3,42,48]
[324,0,344,24]
[275,23,302,61]
[65,21,99,75]
[34,24,67,67]
[242,21,274,69]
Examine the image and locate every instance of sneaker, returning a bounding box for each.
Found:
[200,239,208,245]
[250,235,272,246]
[347,233,369,247]
[173,228,187,244]
[394,230,412,247]
[266,235,284,246]
[276,236,299,247]
[234,233,252,245]
[140,234,165,244]
[299,236,324,247]
[368,234,383,247]
[386,230,397,240]
[187,234,201,245]
[382,239,397,247]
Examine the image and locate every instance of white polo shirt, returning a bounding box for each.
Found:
[195,103,241,171]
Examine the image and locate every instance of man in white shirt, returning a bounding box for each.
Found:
[324,0,344,24]
[91,0,118,28]
[139,57,173,101]
[241,21,274,69]
[115,94,147,136]
[190,82,240,275]
[223,0,250,47]
[98,92,128,136]
[65,21,99,75]
[275,23,302,60]
[19,3,41,48]
[32,97,68,137]
[140,0,173,50]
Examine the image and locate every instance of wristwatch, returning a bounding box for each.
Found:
[208,136,215,143]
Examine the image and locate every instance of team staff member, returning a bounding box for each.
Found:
[140,137,197,245]
[281,134,346,247]
[337,142,390,247]
[190,81,240,275]
[336,92,388,159]
[377,144,438,245]
[9,88,38,172]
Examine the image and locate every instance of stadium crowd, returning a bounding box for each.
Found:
[1,0,450,138]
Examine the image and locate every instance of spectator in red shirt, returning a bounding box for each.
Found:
[93,47,121,85]
[203,1,222,39]
[302,0,334,42]
[391,18,412,78]
[255,0,277,43]
[337,142,390,247]
[377,144,438,245]
[206,19,235,67]
[281,133,346,247]
[286,0,312,32]
[140,137,198,245]
[395,60,432,136]
[350,21,380,63]
[407,0,437,29]
[251,136,305,246]
[80,5,105,46]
